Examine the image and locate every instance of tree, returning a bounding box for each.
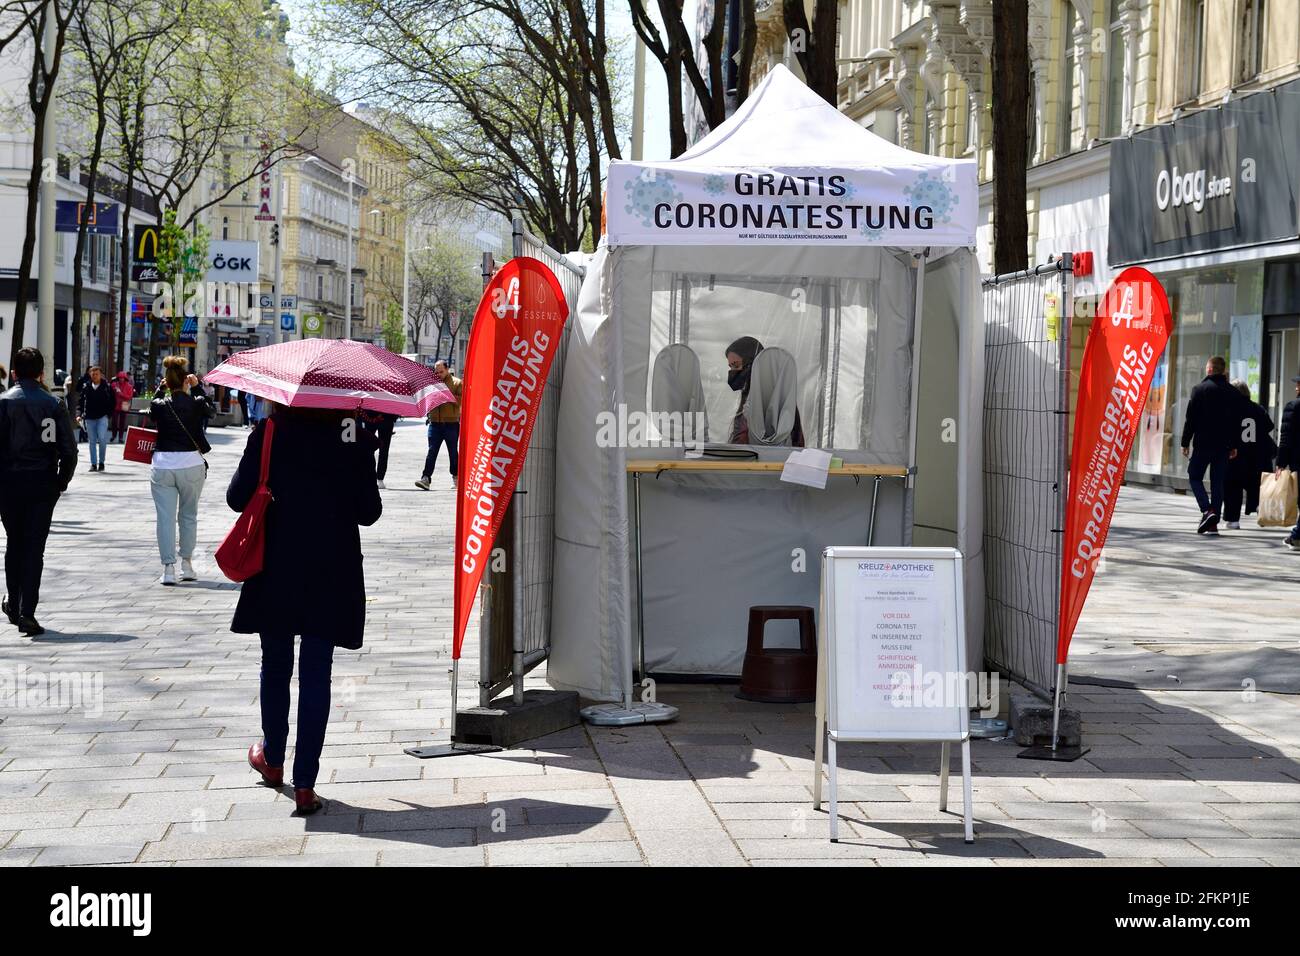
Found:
[9,0,83,367]
[629,0,757,156]
[148,208,209,385]
[60,0,185,409]
[381,304,405,353]
[992,1,1030,273]
[311,0,624,250]
[127,1,323,232]
[408,238,480,361]
[781,0,838,105]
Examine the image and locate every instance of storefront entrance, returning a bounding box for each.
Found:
[1264,315,1300,428]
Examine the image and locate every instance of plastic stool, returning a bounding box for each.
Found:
[737,605,817,703]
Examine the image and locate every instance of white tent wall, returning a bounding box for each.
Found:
[548,242,984,699]
[914,249,985,670]
[549,244,633,701]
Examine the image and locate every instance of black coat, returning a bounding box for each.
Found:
[78,380,115,419]
[149,390,212,453]
[1237,400,1277,471]
[227,414,382,648]
[1278,398,1300,471]
[1180,374,1246,455]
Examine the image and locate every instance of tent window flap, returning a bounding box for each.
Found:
[646,270,878,451]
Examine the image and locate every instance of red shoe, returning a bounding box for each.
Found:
[248,741,283,787]
[294,788,323,815]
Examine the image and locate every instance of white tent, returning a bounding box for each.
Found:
[547,65,984,707]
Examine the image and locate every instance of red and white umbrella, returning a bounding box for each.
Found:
[204,339,455,418]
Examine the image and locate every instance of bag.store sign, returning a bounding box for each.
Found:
[1151,129,1237,242]
[1110,76,1300,264]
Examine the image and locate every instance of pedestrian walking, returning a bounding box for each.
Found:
[415,360,461,491]
[235,388,249,426]
[1276,374,1300,550]
[76,366,114,472]
[191,373,212,437]
[1179,356,1246,535]
[1223,381,1276,529]
[0,348,77,635]
[231,405,382,814]
[359,409,397,488]
[110,370,134,443]
[149,356,212,586]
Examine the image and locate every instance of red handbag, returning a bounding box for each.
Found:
[122,426,158,463]
[215,418,275,582]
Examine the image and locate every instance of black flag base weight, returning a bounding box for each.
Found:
[1017,744,1091,762]
[405,742,503,759]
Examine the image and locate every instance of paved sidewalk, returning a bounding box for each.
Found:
[1,424,1297,866]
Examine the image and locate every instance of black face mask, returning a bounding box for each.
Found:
[727,368,750,392]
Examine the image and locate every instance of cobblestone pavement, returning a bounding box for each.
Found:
[1,424,1297,866]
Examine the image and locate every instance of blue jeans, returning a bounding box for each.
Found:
[84,416,109,466]
[259,634,336,789]
[150,463,206,564]
[1187,449,1229,517]
[424,421,459,479]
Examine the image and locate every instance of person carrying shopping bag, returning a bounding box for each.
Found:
[1277,374,1300,550]
[149,356,213,585]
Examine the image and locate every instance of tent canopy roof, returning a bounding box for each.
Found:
[673,64,969,175]
[605,65,977,247]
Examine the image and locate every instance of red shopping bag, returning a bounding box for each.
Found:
[215,419,275,582]
[122,426,157,463]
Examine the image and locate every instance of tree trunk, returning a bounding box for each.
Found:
[68,95,108,411]
[11,4,71,368]
[992,0,1030,274]
[783,0,840,106]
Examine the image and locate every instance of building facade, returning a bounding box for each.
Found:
[744,0,1300,488]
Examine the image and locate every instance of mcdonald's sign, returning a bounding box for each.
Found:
[131,224,162,282]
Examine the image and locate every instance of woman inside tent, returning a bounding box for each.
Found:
[725,336,804,447]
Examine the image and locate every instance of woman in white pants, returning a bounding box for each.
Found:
[149,356,213,585]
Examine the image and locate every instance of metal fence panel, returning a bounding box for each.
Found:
[981,259,1073,700]
[478,220,584,705]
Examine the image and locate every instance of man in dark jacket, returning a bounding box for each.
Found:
[1180,356,1246,535]
[76,365,114,472]
[1276,374,1300,549]
[0,348,78,635]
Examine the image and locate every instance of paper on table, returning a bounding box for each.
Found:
[780,448,833,489]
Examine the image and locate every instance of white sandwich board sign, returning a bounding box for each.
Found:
[813,546,974,843]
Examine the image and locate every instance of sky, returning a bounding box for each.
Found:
[278,0,681,162]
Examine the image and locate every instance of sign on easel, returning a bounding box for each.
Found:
[813,547,974,843]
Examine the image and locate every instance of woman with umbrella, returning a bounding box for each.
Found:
[210,340,453,814]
